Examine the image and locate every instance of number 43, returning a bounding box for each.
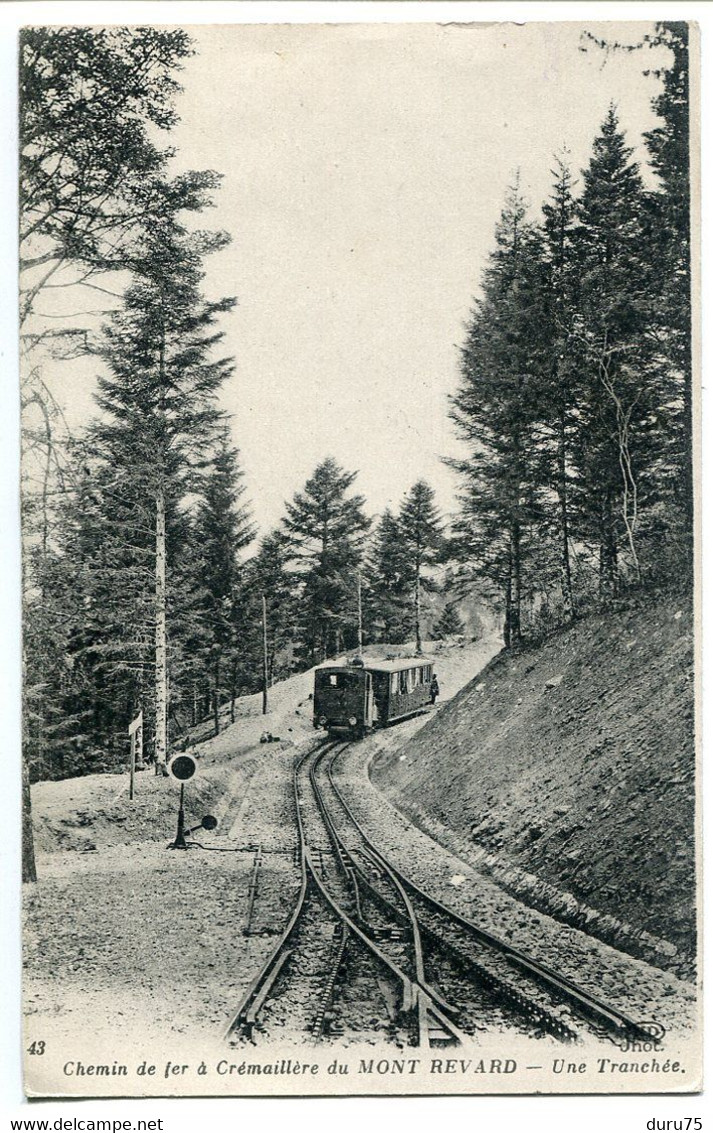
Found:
[27,1041,45,1055]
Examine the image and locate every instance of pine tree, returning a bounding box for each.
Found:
[541,157,580,620]
[570,107,658,592]
[20,25,202,880]
[26,452,157,778]
[193,435,254,735]
[644,24,693,566]
[24,213,241,780]
[447,51,693,641]
[450,185,550,646]
[23,502,94,782]
[283,457,370,663]
[433,602,466,640]
[89,218,236,769]
[398,481,443,654]
[367,510,412,643]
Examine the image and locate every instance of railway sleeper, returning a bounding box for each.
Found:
[371,925,407,943]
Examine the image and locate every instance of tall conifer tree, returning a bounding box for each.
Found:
[644,24,693,563]
[90,219,235,768]
[542,158,580,619]
[571,107,656,591]
[193,435,254,735]
[367,509,412,643]
[450,185,549,645]
[283,457,370,662]
[398,482,443,654]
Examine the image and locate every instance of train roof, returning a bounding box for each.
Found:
[365,657,434,673]
[316,657,434,675]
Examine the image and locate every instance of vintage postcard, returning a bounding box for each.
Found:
[19,19,700,1097]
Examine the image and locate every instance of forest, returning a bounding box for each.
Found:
[20,24,692,786]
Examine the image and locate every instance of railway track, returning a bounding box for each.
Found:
[225,739,464,1047]
[314,744,578,1044]
[225,735,655,1049]
[326,742,659,1048]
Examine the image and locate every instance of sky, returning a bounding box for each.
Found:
[41,20,671,538]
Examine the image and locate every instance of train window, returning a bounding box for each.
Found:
[418,666,424,684]
[318,671,358,690]
[391,673,399,695]
[399,670,408,695]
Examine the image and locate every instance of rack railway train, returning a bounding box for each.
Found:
[313,656,434,738]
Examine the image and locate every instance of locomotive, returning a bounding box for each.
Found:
[313,656,434,738]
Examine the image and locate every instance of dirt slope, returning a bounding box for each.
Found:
[373,596,696,977]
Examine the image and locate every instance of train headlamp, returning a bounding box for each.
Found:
[320,716,327,726]
[349,716,357,726]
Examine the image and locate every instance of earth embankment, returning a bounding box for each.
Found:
[372,597,696,978]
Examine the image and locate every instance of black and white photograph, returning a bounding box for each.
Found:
[14,13,700,1099]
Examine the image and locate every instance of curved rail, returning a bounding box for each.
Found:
[319,744,577,1043]
[316,744,455,1023]
[329,743,656,1046]
[223,740,323,1041]
[308,743,467,1045]
[224,739,466,1046]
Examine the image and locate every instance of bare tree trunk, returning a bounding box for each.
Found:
[155,486,168,773]
[213,657,221,738]
[262,594,269,714]
[598,358,641,584]
[557,404,573,621]
[503,556,513,649]
[22,751,37,883]
[230,659,238,725]
[155,305,169,774]
[511,522,522,645]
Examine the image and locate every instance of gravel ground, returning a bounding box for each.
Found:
[24,840,261,1041]
[24,737,316,1052]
